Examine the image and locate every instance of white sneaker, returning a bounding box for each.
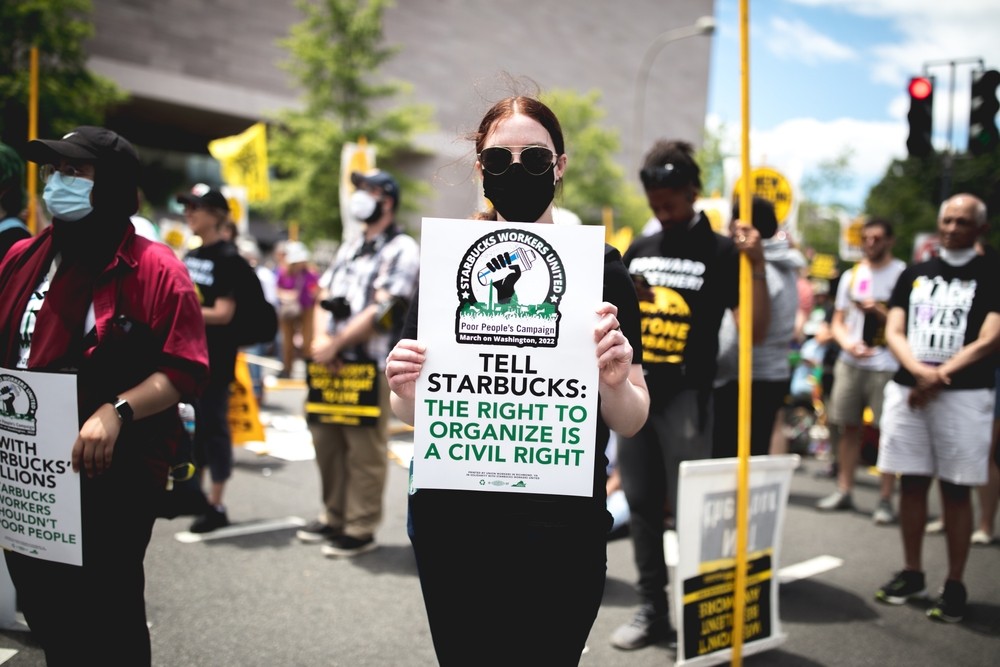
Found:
[816,490,853,511]
[925,518,945,534]
[971,529,994,545]
[872,500,895,525]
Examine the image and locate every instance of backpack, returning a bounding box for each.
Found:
[228,249,278,347]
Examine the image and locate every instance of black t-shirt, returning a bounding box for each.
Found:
[889,255,1000,389]
[184,240,243,385]
[402,243,642,529]
[622,212,739,403]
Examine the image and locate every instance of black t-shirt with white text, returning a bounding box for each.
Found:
[184,240,243,385]
[622,212,739,403]
[889,255,1000,389]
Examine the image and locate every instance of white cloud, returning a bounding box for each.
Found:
[766,17,857,65]
[708,113,906,210]
[789,0,1000,88]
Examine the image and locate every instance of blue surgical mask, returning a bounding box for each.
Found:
[42,172,95,221]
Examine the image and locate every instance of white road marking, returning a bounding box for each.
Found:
[388,441,414,468]
[174,516,307,543]
[664,538,843,585]
[777,555,844,583]
[243,412,413,465]
[0,649,17,664]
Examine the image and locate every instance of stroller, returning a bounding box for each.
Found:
[784,336,830,456]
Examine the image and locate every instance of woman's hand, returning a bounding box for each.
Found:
[595,302,633,390]
[72,404,122,477]
[386,339,426,401]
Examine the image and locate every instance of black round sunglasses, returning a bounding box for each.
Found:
[478,146,556,176]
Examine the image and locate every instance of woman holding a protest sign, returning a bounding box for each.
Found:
[386,90,648,666]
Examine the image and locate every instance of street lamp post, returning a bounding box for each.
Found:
[631,15,716,169]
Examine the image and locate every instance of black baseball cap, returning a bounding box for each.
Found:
[176,184,230,212]
[351,170,400,206]
[25,126,139,168]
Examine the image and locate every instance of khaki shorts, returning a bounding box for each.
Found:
[877,381,993,485]
[827,359,894,427]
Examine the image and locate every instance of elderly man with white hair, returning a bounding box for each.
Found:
[874,193,1000,624]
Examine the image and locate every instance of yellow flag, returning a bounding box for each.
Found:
[208,122,270,203]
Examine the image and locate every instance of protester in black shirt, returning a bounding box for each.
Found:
[386,93,648,666]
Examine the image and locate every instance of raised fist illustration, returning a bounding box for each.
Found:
[486,252,521,304]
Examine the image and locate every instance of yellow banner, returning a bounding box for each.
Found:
[208,122,270,203]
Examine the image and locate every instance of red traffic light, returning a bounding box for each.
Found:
[909,76,933,100]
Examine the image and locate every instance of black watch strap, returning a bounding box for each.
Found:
[112,397,134,424]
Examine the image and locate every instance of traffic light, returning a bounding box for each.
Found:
[968,69,1000,156]
[906,76,934,158]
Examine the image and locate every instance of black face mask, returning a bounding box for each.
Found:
[483,163,555,222]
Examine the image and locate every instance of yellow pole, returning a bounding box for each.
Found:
[733,0,753,664]
[26,46,39,234]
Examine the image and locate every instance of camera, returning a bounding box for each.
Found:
[320,296,352,320]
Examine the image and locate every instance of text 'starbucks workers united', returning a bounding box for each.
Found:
[455,228,567,348]
[413,219,604,497]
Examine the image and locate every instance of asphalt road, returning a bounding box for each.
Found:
[2,378,999,666]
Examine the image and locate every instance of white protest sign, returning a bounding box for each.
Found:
[675,455,798,666]
[412,218,605,497]
[0,369,82,566]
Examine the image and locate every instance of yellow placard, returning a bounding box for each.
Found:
[809,253,838,280]
[228,353,265,444]
[839,215,865,262]
[732,167,793,224]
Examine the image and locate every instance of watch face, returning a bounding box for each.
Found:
[114,398,134,423]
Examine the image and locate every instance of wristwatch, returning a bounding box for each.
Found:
[111,397,134,424]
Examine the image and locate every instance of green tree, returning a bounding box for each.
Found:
[801,148,855,211]
[268,0,434,242]
[798,149,856,259]
[0,0,126,152]
[796,203,845,259]
[866,150,1000,260]
[695,122,727,198]
[541,88,649,231]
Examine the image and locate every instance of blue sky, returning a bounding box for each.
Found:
[706,0,1000,211]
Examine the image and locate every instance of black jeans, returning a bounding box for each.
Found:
[618,390,713,613]
[408,490,607,666]
[194,381,233,483]
[6,462,157,666]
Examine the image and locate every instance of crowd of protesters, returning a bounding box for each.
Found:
[0,102,996,667]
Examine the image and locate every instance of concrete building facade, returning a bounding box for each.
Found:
[89,0,715,232]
